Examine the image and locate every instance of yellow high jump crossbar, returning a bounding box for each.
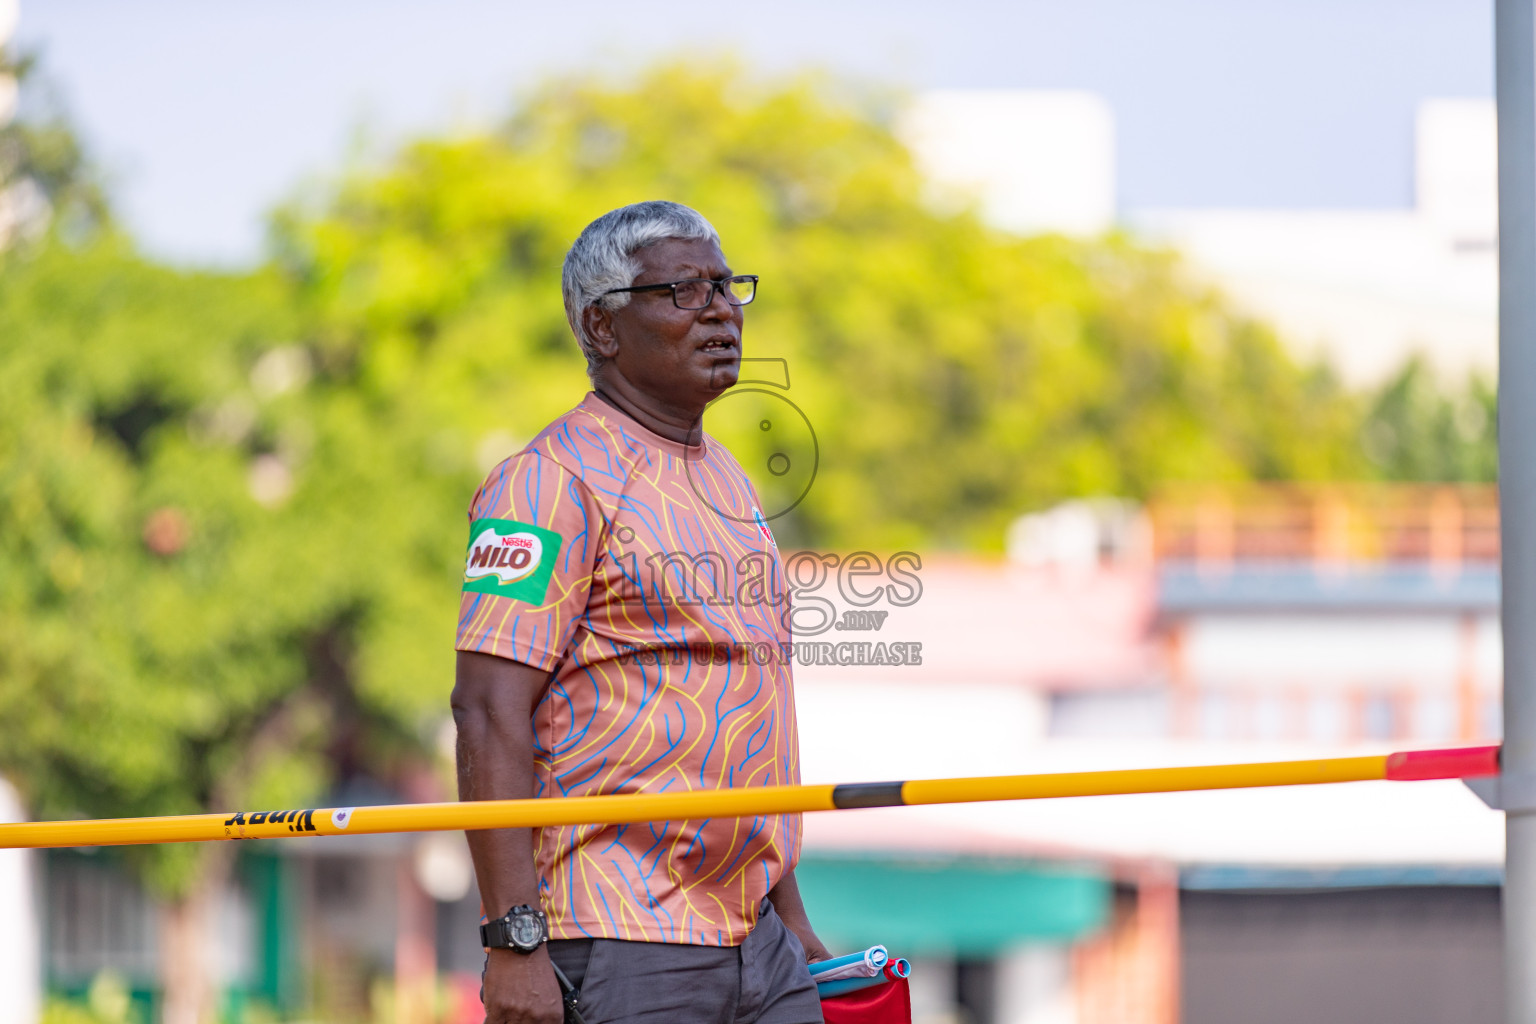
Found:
[0,744,1501,850]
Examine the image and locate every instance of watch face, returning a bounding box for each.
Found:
[509,912,544,948]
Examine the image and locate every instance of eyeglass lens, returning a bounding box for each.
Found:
[673,277,756,309]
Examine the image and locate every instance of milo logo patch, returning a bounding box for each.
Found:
[463,518,563,604]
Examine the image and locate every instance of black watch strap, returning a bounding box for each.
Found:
[480,904,548,953]
[479,917,514,948]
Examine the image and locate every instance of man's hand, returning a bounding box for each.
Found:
[799,933,833,964]
[481,948,564,1024]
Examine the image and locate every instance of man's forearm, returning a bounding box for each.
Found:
[451,652,548,918]
[456,715,540,916]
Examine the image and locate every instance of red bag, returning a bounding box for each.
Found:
[820,976,912,1024]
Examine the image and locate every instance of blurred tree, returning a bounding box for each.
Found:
[0,54,470,1015]
[1361,356,1498,482]
[0,47,110,248]
[274,63,1369,550]
[0,235,470,1023]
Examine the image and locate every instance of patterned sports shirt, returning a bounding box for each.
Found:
[456,392,801,946]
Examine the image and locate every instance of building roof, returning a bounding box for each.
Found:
[1159,564,1499,614]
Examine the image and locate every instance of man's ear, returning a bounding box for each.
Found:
[583,305,621,361]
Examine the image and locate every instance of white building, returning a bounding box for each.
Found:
[792,486,1504,1024]
[902,90,1499,385]
[899,90,1117,237]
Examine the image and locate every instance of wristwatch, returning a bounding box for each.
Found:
[481,904,549,953]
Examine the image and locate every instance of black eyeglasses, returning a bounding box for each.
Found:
[603,274,758,310]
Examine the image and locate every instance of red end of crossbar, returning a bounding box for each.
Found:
[1384,744,1501,781]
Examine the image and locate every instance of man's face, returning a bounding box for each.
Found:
[597,236,743,410]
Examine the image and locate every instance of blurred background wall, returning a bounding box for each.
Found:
[0,2,1511,1023]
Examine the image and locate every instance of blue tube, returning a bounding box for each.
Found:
[817,975,890,999]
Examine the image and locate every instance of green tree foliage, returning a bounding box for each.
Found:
[274,63,1368,550]
[0,48,110,246]
[1361,356,1498,482]
[0,239,458,891]
[0,65,466,907]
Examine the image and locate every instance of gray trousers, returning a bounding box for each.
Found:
[545,900,824,1024]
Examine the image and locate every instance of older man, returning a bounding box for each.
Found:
[453,201,828,1024]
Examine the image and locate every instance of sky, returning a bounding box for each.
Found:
[14,0,1494,266]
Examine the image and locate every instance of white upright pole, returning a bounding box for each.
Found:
[1499,2,1536,1021]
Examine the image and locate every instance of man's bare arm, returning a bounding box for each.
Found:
[768,867,831,963]
[452,650,563,1024]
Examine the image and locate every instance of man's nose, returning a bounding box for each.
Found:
[699,284,735,320]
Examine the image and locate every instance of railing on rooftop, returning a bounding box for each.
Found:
[1148,485,1500,567]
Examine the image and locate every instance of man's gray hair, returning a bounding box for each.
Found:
[562,201,721,374]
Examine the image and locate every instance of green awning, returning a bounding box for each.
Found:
[795,853,1110,956]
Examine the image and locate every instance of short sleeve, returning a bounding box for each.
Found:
[454,450,604,671]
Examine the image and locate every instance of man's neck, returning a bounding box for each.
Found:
[591,377,706,447]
